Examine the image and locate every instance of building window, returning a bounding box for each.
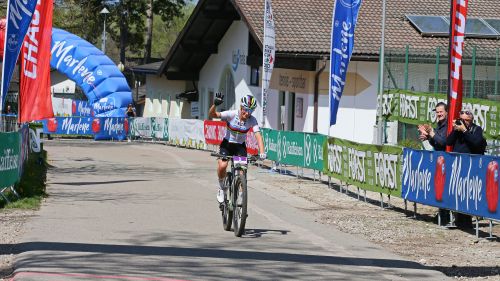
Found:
[250,66,260,86]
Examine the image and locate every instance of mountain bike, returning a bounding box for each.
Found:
[211,153,256,237]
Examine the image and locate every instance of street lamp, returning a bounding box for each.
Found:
[117,61,125,72]
[100,7,110,54]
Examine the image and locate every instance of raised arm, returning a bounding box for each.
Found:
[209,92,224,119]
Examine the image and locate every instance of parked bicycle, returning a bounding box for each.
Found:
[211,153,257,237]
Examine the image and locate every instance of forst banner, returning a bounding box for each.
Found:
[261,128,325,171]
[42,117,128,140]
[323,137,403,196]
[402,148,499,220]
[0,131,20,188]
[379,90,499,139]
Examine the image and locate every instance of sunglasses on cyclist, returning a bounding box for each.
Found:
[241,107,254,114]
[459,110,472,116]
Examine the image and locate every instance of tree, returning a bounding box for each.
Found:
[53,0,187,65]
[143,0,185,64]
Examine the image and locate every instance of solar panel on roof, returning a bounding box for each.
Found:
[465,18,498,38]
[484,19,500,36]
[405,15,449,37]
[406,15,500,39]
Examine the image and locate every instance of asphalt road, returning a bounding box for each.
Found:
[10,140,449,281]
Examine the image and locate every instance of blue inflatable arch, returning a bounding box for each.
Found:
[50,28,132,117]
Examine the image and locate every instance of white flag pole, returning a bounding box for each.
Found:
[376,0,387,145]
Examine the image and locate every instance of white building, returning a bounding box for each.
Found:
[133,0,500,145]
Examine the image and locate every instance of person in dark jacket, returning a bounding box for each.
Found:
[418,102,448,151]
[446,108,486,155]
[445,106,486,228]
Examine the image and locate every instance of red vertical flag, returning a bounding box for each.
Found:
[446,0,468,151]
[19,0,54,122]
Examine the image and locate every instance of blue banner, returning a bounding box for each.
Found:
[329,0,362,125]
[93,117,128,141]
[50,29,132,116]
[1,0,37,109]
[72,100,94,117]
[42,117,93,135]
[402,148,500,220]
[41,117,128,140]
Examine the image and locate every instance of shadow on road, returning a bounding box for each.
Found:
[51,180,150,186]
[7,241,431,269]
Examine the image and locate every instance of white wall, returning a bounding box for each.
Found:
[143,76,185,118]
[198,21,263,120]
[50,72,76,94]
[324,61,379,144]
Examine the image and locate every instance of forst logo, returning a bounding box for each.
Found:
[486,161,499,213]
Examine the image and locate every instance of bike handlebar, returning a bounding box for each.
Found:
[210,153,258,162]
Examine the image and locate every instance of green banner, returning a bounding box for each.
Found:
[379,90,500,139]
[262,129,326,170]
[0,131,20,188]
[323,138,403,196]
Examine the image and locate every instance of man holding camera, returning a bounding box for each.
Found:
[446,107,486,155]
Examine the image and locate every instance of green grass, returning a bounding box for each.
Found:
[3,196,43,209]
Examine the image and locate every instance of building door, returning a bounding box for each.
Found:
[287,92,295,131]
[278,91,285,130]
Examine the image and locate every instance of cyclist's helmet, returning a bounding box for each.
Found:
[241,95,257,111]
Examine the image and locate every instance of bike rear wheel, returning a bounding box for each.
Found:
[232,174,247,237]
[222,172,233,231]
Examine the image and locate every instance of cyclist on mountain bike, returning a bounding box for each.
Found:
[208,92,266,203]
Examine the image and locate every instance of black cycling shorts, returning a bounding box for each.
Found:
[219,139,246,160]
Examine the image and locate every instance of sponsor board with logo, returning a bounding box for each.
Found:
[204,120,258,154]
[0,131,20,188]
[402,148,499,220]
[324,137,402,195]
[379,90,499,139]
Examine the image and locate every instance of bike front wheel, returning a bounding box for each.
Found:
[232,173,248,237]
[222,172,233,231]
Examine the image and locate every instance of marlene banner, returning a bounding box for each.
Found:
[93,117,128,141]
[72,100,94,117]
[323,137,402,195]
[0,131,20,188]
[379,90,499,139]
[329,0,362,125]
[41,117,128,140]
[1,0,37,109]
[401,148,499,220]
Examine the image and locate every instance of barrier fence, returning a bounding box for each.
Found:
[379,90,499,139]
[0,124,40,203]
[12,117,499,237]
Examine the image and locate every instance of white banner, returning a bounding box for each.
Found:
[52,97,72,117]
[168,118,206,150]
[261,0,275,127]
[130,117,152,138]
